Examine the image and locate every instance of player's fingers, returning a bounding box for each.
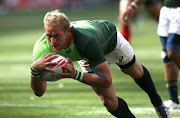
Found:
[62,64,72,73]
[44,53,56,58]
[46,55,59,62]
[67,58,73,65]
[46,61,58,66]
[58,72,69,78]
[45,67,55,72]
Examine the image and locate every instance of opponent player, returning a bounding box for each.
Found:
[119,0,163,42]
[30,10,171,117]
[157,0,180,109]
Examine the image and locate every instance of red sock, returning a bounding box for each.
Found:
[120,24,131,42]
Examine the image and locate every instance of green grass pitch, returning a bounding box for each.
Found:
[0,6,180,118]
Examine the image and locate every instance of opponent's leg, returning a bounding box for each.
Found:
[162,34,180,108]
[91,85,135,118]
[146,2,162,22]
[161,40,179,107]
[166,34,180,69]
[164,62,179,103]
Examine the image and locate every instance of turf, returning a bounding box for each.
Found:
[0,6,180,118]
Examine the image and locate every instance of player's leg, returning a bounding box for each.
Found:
[91,85,135,118]
[78,60,134,118]
[145,0,162,22]
[113,30,171,117]
[157,6,180,109]
[118,57,171,117]
[165,34,180,108]
[160,7,180,108]
[164,62,179,108]
[77,60,135,117]
[160,36,179,108]
[166,34,180,69]
[119,58,164,107]
[119,0,132,42]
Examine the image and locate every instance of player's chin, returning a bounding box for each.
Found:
[53,47,61,52]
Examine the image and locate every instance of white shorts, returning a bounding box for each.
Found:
[157,7,180,37]
[78,30,135,73]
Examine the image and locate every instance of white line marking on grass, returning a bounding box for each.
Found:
[1,103,179,111]
[0,103,156,111]
[0,103,103,109]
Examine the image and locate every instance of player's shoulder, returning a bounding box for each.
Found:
[32,33,53,60]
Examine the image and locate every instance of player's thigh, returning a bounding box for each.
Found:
[166,33,180,56]
[146,2,162,21]
[121,60,143,79]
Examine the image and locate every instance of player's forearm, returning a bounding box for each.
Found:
[30,75,47,97]
[79,73,112,88]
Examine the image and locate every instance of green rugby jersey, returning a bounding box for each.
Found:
[164,0,180,8]
[33,20,117,68]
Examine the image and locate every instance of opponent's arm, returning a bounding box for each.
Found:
[30,53,59,97]
[60,59,112,88]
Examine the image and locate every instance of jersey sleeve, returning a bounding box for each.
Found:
[86,39,106,68]
[76,36,106,68]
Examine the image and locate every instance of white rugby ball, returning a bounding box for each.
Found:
[41,55,69,82]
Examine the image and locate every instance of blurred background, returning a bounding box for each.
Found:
[0,0,180,118]
[0,0,117,13]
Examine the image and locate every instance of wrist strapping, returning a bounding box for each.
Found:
[73,70,84,81]
[30,66,40,77]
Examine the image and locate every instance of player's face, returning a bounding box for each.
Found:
[44,26,71,52]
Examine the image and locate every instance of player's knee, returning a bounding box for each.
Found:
[167,51,177,61]
[121,63,143,79]
[161,50,171,63]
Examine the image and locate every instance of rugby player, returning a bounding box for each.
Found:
[30,10,171,117]
[157,0,180,109]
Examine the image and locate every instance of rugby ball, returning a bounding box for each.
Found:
[41,55,69,81]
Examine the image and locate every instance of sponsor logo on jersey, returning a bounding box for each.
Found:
[66,48,71,53]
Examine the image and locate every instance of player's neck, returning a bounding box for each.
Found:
[66,32,74,48]
[70,32,74,43]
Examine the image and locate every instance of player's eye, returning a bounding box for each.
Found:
[54,34,60,38]
[46,34,51,38]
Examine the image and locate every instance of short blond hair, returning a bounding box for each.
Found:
[43,10,70,32]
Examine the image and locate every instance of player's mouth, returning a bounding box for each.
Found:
[52,45,59,50]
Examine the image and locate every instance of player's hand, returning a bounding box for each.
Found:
[122,9,134,25]
[58,58,76,78]
[31,53,59,72]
